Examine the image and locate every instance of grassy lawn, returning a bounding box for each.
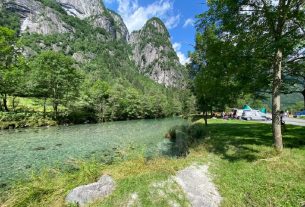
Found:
[1,119,305,207]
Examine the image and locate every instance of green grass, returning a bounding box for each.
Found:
[1,119,305,207]
[204,120,305,207]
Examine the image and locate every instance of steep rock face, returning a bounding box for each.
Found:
[129,18,185,88]
[55,0,105,19]
[2,0,128,39]
[56,0,128,40]
[108,10,129,41]
[3,0,72,35]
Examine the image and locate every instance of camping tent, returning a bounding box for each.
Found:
[260,108,267,114]
[242,105,252,110]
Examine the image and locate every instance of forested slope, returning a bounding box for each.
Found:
[0,0,196,128]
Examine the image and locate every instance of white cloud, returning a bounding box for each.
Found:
[110,0,180,32]
[165,14,181,29]
[183,18,194,28]
[173,42,190,65]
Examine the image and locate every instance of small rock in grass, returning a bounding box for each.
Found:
[66,175,115,206]
[126,192,139,207]
[33,147,46,151]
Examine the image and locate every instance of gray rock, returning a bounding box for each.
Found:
[4,0,73,35]
[56,0,128,40]
[108,10,129,41]
[66,175,115,206]
[55,0,105,20]
[128,18,186,88]
[174,165,222,207]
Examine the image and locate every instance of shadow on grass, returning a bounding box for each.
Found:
[204,121,305,162]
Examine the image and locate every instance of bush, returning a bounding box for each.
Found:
[165,123,208,157]
[0,112,57,129]
[188,123,208,140]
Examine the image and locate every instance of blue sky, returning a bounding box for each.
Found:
[103,0,208,65]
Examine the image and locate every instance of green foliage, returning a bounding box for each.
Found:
[0,8,20,33]
[36,0,67,14]
[29,51,82,118]
[286,101,304,114]
[165,123,208,157]
[1,57,29,98]
[0,26,17,69]
[0,111,56,129]
[192,26,241,120]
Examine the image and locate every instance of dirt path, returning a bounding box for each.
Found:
[174,165,222,207]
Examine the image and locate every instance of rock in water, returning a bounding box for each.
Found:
[66,175,115,206]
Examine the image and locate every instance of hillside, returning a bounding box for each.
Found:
[0,0,195,125]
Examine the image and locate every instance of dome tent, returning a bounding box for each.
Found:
[242,105,252,110]
[260,108,267,114]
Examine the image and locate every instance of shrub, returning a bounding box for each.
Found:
[165,123,208,157]
[188,122,208,141]
[0,112,57,129]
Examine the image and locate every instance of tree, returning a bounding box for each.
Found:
[284,46,305,108]
[82,79,110,122]
[1,57,29,111]
[197,0,305,151]
[192,26,242,125]
[0,26,19,111]
[29,51,82,119]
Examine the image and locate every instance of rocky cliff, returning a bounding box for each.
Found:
[129,18,186,87]
[1,0,185,87]
[2,0,128,39]
[3,0,73,34]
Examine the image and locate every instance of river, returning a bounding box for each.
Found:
[0,118,187,188]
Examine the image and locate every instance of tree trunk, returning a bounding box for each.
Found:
[12,96,16,112]
[204,111,208,126]
[301,91,305,110]
[0,97,2,111]
[53,102,58,120]
[43,97,47,118]
[272,48,283,152]
[3,94,9,112]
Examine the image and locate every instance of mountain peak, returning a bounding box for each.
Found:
[128,17,185,88]
[143,17,169,37]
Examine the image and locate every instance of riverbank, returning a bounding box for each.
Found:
[1,119,305,206]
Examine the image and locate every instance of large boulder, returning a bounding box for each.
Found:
[66,175,115,206]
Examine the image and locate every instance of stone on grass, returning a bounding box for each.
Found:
[174,165,222,207]
[66,175,115,206]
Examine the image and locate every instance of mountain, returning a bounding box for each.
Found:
[129,17,186,87]
[0,0,195,121]
[1,0,185,87]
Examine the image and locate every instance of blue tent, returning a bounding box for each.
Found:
[260,108,267,114]
[242,105,252,110]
